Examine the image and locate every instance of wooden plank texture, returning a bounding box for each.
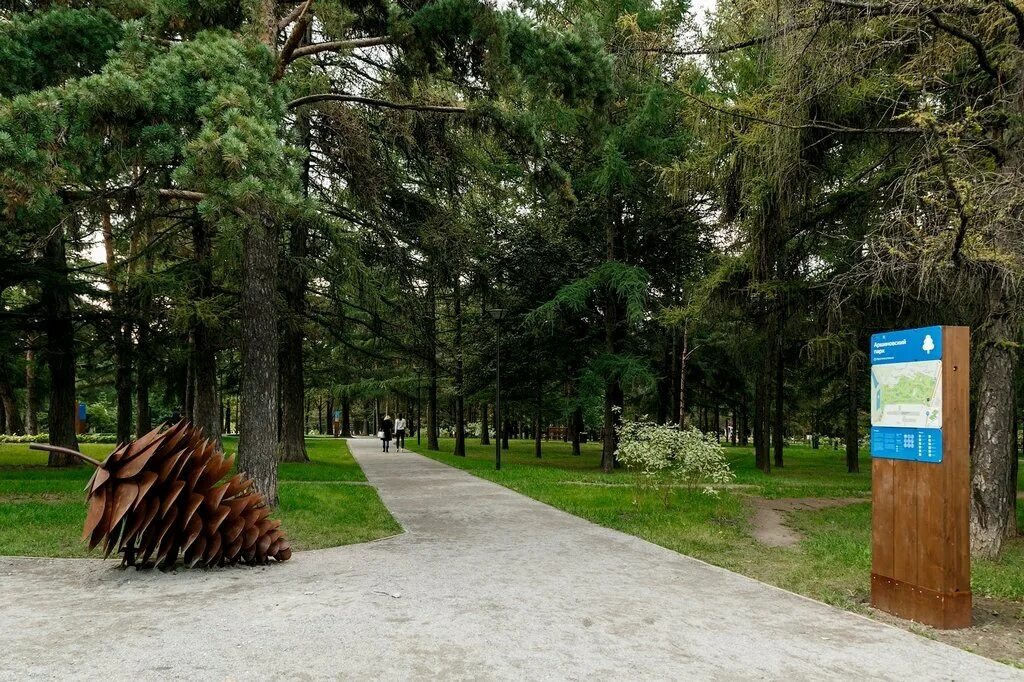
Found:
[871,457,895,578]
[870,326,971,629]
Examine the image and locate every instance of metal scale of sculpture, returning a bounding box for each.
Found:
[31,421,291,569]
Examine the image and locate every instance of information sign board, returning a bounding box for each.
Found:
[870,326,943,463]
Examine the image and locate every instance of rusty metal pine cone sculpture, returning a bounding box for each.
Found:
[31,421,291,569]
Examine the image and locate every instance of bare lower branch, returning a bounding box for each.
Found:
[29,443,103,467]
[275,0,314,80]
[631,1,981,58]
[288,36,393,63]
[629,20,820,57]
[158,188,207,202]
[827,0,980,15]
[680,89,922,135]
[999,0,1024,47]
[287,93,468,113]
[926,11,1000,80]
[277,2,308,29]
[932,141,971,266]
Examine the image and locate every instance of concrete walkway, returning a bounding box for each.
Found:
[0,438,1018,680]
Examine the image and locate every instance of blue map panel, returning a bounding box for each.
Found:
[870,326,942,364]
[870,326,944,464]
[871,426,942,463]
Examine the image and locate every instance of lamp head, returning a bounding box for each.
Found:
[488,308,508,321]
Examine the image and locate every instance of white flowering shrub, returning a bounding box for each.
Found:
[615,417,734,505]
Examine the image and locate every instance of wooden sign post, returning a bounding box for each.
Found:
[870,326,971,629]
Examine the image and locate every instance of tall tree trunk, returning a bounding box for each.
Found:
[571,406,582,456]
[278,291,307,461]
[193,330,220,444]
[845,351,861,474]
[341,395,352,437]
[480,402,490,445]
[534,376,542,458]
[113,326,132,442]
[426,269,439,451]
[1010,380,1019,538]
[25,338,37,435]
[740,399,749,446]
[238,217,280,506]
[970,305,1017,558]
[656,342,670,424]
[772,333,785,468]
[42,226,79,464]
[278,69,311,463]
[753,349,771,473]
[101,209,133,445]
[135,243,154,437]
[678,324,688,425]
[325,396,334,437]
[670,329,679,424]
[189,217,221,449]
[183,218,221,448]
[453,275,466,457]
[0,359,24,434]
[183,338,195,422]
[135,321,151,436]
[601,198,625,473]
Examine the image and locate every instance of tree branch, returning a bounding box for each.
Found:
[629,21,820,57]
[826,0,980,15]
[29,443,102,467]
[634,1,983,58]
[999,0,1024,47]
[275,0,313,80]
[158,188,207,202]
[680,89,922,135]
[287,36,393,63]
[277,1,308,29]
[931,139,970,267]
[926,11,1000,81]
[287,93,469,113]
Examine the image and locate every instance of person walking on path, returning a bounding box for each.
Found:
[394,414,407,451]
[380,414,394,452]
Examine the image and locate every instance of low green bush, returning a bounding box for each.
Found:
[0,433,119,444]
[616,416,735,505]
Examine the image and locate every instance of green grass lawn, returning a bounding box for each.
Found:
[408,437,1024,608]
[0,437,400,558]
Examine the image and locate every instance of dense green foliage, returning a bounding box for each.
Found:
[0,0,1021,555]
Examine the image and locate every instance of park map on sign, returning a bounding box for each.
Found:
[870,360,943,429]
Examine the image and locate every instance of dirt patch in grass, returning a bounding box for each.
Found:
[869,596,1024,667]
[747,497,867,548]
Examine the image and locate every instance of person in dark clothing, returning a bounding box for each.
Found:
[394,413,407,451]
[381,414,394,452]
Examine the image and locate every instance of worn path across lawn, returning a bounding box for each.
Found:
[0,439,1019,680]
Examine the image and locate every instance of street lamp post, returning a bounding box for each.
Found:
[488,308,507,470]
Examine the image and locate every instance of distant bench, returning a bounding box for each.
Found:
[543,427,589,443]
[545,426,567,441]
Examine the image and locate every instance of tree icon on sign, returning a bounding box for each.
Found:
[922,334,935,355]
